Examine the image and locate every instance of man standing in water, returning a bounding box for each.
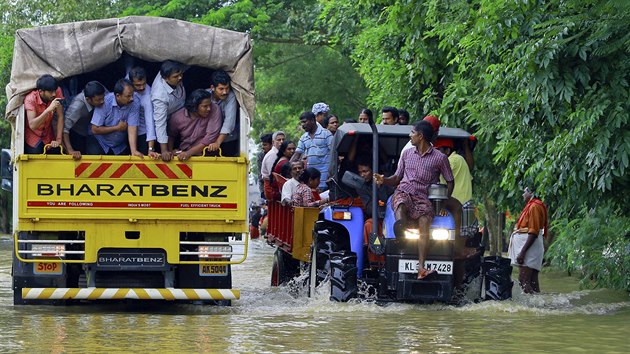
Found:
[375,120,454,279]
[508,186,548,293]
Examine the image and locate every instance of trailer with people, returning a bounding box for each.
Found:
[266,120,514,304]
[2,16,254,305]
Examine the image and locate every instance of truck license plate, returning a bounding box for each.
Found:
[34,262,63,275]
[199,264,228,276]
[398,260,453,275]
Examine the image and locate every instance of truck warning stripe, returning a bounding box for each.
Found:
[134,164,158,178]
[74,163,193,179]
[89,163,112,178]
[110,163,133,178]
[156,163,179,179]
[75,163,91,177]
[176,164,193,178]
[22,288,240,300]
[27,201,238,209]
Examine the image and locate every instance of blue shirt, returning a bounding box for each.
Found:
[296,124,333,189]
[134,84,156,141]
[91,92,140,155]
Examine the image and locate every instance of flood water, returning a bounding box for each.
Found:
[1,234,629,353]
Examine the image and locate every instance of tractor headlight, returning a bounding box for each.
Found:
[404,228,420,239]
[430,228,450,241]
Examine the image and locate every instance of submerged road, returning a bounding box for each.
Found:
[0,234,629,353]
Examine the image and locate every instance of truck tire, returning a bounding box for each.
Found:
[329,251,358,302]
[271,248,299,286]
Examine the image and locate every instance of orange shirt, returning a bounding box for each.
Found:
[516,198,548,237]
[23,88,64,148]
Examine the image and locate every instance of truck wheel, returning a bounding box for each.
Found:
[329,251,358,302]
[271,248,298,286]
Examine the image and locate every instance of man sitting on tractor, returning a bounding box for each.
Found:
[375,120,456,279]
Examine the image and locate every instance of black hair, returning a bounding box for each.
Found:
[36,74,58,91]
[356,155,372,169]
[413,120,434,143]
[359,108,373,120]
[210,70,231,87]
[280,162,292,179]
[84,81,106,98]
[271,140,294,173]
[113,78,133,95]
[382,106,400,119]
[399,109,410,123]
[185,89,213,113]
[129,66,147,81]
[300,111,316,122]
[298,167,321,184]
[260,133,272,144]
[323,114,338,128]
[344,118,358,123]
[160,60,186,78]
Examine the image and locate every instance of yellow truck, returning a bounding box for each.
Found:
[2,17,255,305]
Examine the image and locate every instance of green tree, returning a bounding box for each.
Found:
[121,0,368,138]
[323,0,630,289]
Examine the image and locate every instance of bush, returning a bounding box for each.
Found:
[547,205,630,291]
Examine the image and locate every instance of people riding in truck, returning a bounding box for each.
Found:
[128,66,158,159]
[207,70,239,156]
[62,80,106,159]
[381,106,399,125]
[88,79,140,156]
[151,60,186,162]
[358,108,372,124]
[24,74,65,154]
[290,111,333,192]
[272,140,296,177]
[261,130,286,200]
[324,114,339,136]
[167,89,222,161]
[281,161,304,206]
[375,120,456,280]
[311,102,330,128]
[291,167,329,208]
[353,155,395,267]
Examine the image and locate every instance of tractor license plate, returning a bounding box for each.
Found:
[34,262,63,275]
[398,260,453,275]
[199,264,228,276]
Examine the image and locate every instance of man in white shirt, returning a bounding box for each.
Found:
[281,161,304,205]
[260,130,285,200]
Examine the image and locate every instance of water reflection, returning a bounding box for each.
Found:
[1,235,629,353]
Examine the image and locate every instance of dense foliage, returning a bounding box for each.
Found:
[322,0,630,290]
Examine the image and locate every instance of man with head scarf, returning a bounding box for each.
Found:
[311,102,330,127]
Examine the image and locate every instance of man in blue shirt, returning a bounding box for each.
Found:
[128,66,158,158]
[290,111,333,190]
[88,79,140,155]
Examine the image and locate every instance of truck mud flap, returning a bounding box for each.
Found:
[482,256,513,300]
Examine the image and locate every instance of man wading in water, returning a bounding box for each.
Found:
[508,186,548,293]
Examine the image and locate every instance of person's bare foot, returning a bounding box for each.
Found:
[417,268,437,280]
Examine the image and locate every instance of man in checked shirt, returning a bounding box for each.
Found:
[375,120,457,279]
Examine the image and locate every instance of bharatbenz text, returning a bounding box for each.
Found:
[36,183,228,198]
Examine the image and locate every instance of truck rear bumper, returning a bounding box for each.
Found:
[21,287,240,301]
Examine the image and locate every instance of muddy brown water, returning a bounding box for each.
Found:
[1,235,628,353]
